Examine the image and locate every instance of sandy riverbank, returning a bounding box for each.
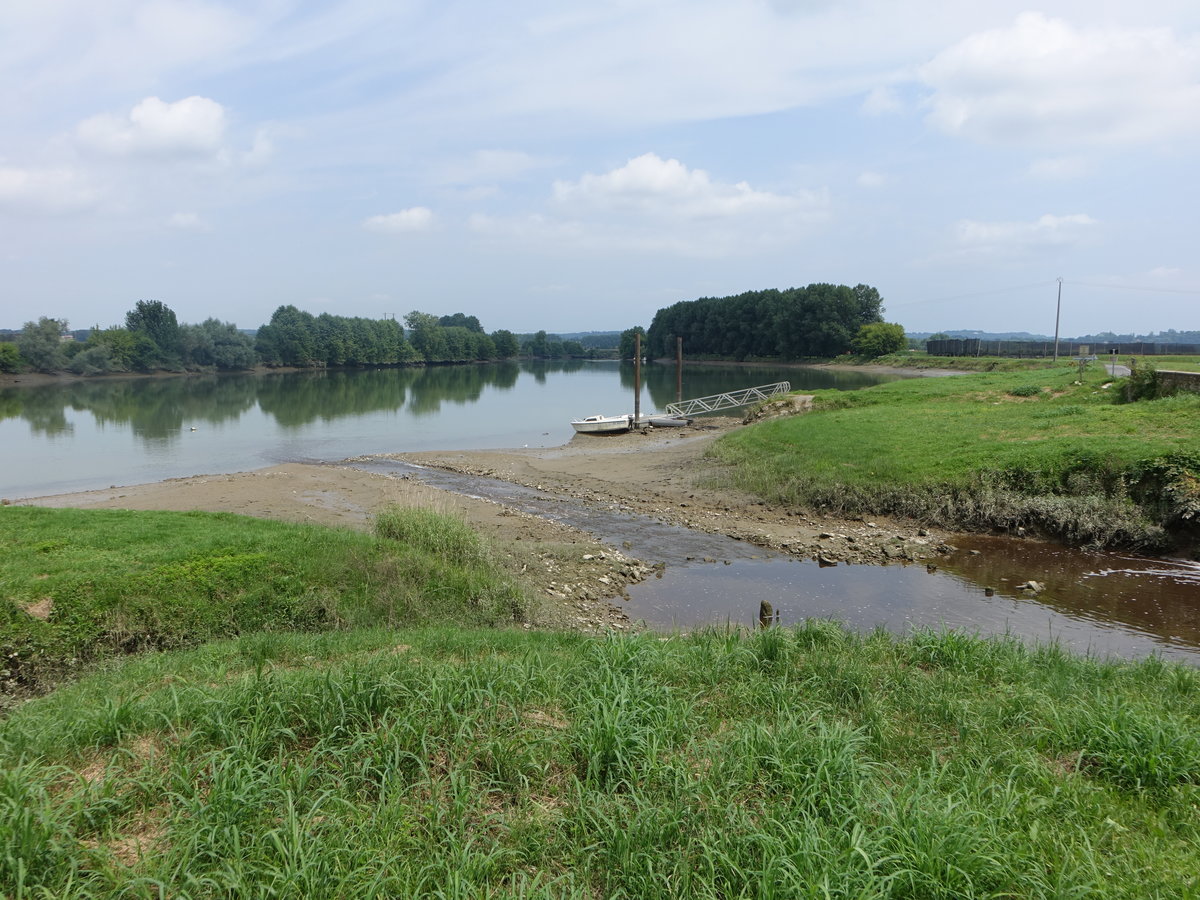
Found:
[16,415,948,631]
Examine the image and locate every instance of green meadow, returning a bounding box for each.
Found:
[3,622,1199,898]
[712,363,1200,548]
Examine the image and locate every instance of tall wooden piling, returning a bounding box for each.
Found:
[634,332,642,424]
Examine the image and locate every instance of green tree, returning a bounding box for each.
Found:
[438,313,484,333]
[524,330,550,359]
[125,300,181,364]
[490,329,519,359]
[619,326,645,360]
[16,317,69,373]
[405,311,448,362]
[851,322,907,357]
[181,319,257,369]
[0,342,19,373]
[257,305,318,366]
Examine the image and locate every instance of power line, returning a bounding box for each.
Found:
[1066,280,1200,296]
[889,280,1056,308]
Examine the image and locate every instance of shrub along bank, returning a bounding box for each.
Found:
[710,366,1200,550]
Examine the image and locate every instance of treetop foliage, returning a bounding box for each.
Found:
[645,283,886,360]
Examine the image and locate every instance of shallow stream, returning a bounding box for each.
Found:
[351,459,1200,664]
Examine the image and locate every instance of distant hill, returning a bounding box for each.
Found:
[514,331,621,350]
[908,329,1200,344]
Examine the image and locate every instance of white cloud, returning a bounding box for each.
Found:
[469,154,829,258]
[167,211,206,230]
[437,149,554,185]
[363,207,434,233]
[862,85,904,116]
[77,96,228,159]
[954,212,1098,256]
[1027,156,1092,180]
[0,165,100,214]
[1148,266,1182,279]
[857,171,886,188]
[241,129,274,167]
[920,13,1200,146]
[553,153,815,219]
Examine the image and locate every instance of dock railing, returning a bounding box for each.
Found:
[664,382,791,417]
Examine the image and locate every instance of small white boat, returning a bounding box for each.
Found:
[570,413,632,435]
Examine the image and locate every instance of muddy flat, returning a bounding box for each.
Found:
[16,416,943,629]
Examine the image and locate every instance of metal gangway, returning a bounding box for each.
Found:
[664,381,791,417]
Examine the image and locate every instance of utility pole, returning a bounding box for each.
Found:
[1053,278,1063,362]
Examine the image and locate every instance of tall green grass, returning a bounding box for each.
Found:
[1,506,529,696]
[712,367,1200,548]
[1,623,1197,897]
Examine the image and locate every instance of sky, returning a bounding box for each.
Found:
[2,1,1199,337]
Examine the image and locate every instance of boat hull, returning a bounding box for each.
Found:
[570,414,632,435]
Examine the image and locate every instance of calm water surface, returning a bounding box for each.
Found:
[2,361,891,500]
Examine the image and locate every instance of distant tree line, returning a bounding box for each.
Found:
[3,302,540,376]
[642,283,897,360]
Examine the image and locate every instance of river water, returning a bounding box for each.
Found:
[357,459,1200,664]
[1,361,883,499]
[4,361,1198,662]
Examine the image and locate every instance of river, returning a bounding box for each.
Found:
[1,360,890,499]
[4,361,1198,662]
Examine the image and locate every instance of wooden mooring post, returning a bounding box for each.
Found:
[634,332,642,424]
[676,336,683,403]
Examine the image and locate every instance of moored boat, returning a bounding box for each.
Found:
[640,415,693,428]
[570,413,632,435]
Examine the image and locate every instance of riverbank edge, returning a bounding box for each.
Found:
[0,358,971,390]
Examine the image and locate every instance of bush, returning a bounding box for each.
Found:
[66,345,114,376]
[1007,384,1042,397]
[1119,362,1175,402]
[0,343,20,374]
[851,322,906,357]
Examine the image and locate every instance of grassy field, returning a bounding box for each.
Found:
[1143,355,1200,373]
[873,352,1200,374]
[1,506,531,697]
[873,352,1068,372]
[713,364,1200,549]
[2,622,1197,898]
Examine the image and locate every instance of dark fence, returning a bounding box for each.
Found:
[926,339,1200,358]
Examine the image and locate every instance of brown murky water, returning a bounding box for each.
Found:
[355,459,1200,663]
